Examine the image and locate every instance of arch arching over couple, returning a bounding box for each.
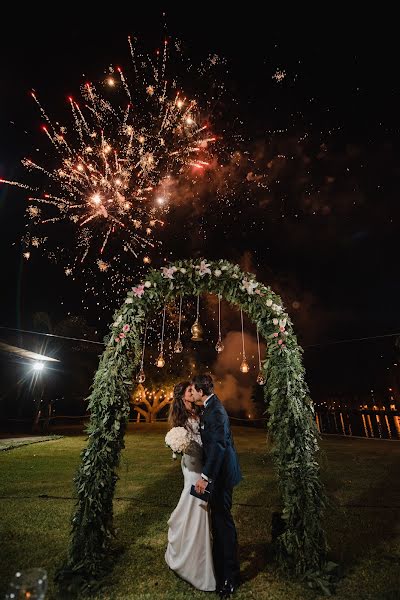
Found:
[57,258,328,592]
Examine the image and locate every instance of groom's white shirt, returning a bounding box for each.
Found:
[201,394,214,483]
[203,393,214,408]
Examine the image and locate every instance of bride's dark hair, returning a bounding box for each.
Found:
[168,381,200,428]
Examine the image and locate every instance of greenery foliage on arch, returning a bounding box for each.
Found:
[58,258,327,586]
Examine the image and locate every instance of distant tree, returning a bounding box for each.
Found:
[131,383,173,423]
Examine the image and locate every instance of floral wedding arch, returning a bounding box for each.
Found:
[58,259,327,586]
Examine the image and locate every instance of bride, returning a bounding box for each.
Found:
[165,381,216,592]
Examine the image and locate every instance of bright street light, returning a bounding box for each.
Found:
[32,361,45,372]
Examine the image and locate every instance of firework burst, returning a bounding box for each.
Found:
[1,36,218,278]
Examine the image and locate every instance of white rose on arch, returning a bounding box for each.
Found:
[113,315,123,327]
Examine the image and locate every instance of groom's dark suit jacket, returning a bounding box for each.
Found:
[200,394,242,488]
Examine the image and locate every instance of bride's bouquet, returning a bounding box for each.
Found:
[165,426,190,459]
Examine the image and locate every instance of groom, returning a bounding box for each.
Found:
[192,374,242,599]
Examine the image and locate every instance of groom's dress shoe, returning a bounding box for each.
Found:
[217,580,236,598]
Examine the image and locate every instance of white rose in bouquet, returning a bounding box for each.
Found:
[165,426,190,459]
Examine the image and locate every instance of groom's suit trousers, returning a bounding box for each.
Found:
[210,480,240,586]
[200,394,241,586]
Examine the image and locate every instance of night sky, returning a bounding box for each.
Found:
[1,13,399,402]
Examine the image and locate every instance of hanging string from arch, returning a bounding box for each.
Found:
[215,294,224,352]
[136,322,148,383]
[191,294,203,341]
[218,295,222,338]
[174,295,183,353]
[256,326,266,385]
[240,309,249,373]
[156,305,167,368]
[160,305,166,350]
[256,327,262,370]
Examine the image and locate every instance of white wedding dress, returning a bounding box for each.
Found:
[165,418,216,591]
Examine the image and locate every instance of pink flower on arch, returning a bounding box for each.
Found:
[273,332,279,337]
[279,326,285,332]
[115,337,120,343]
[278,339,283,345]
[133,284,145,297]
[119,332,126,339]
[161,266,177,279]
[122,324,130,333]
[197,260,212,277]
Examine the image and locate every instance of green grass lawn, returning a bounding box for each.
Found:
[1,424,400,599]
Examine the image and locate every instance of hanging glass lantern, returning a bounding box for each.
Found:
[156,352,165,368]
[136,368,146,383]
[174,339,183,353]
[240,357,250,373]
[215,337,224,352]
[191,318,203,341]
[256,371,266,385]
